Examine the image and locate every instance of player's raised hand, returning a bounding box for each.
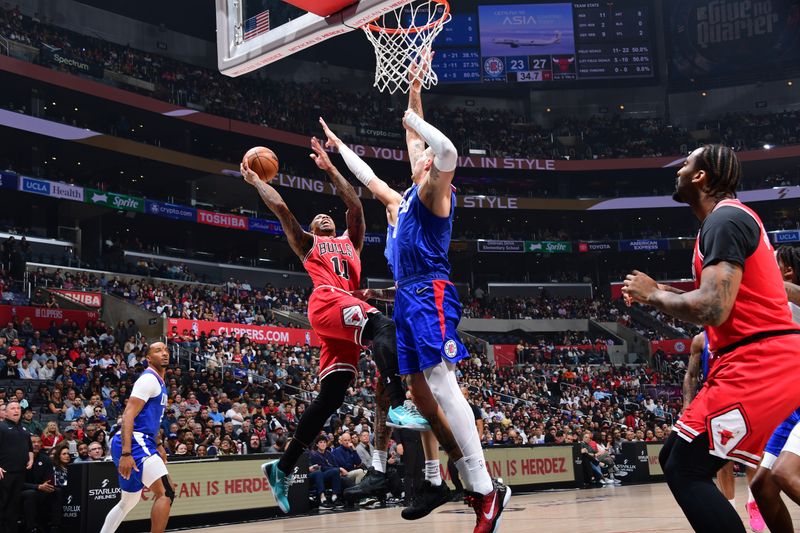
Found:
[318,117,341,149]
[409,49,435,93]
[310,137,334,171]
[240,161,259,186]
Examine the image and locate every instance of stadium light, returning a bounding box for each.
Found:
[763,144,773,150]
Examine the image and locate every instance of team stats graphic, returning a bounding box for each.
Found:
[432,1,656,85]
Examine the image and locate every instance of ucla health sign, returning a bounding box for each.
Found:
[20,176,51,196]
[19,176,83,201]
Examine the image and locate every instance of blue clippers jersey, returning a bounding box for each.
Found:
[701,333,710,382]
[133,369,167,438]
[391,185,455,281]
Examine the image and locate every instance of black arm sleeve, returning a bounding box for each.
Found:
[699,206,760,269]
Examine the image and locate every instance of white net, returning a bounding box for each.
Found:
[362,0,451,94]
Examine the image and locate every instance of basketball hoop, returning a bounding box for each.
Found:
[362,0,451,94]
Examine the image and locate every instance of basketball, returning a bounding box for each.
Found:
[243,146,279,183]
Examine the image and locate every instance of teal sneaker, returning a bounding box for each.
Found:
[387,401,431,431]
[262,460,290,513]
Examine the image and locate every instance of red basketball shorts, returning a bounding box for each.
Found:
[307,285,377,381]
[675,334,800,467]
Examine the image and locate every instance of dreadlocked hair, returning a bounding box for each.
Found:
[776,245,800,284]
[695,144,742,200]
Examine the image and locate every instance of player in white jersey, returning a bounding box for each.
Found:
[100,342,174,533]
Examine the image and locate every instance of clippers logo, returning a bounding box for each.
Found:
[444,340,458,358]
[484,57,505,78]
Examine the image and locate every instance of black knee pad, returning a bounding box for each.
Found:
[161,475,175,505]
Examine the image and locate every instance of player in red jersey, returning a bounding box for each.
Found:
[243,133,425,514]
[623,145,800,533]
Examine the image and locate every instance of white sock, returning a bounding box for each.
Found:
[463,453,494,495]
[425,460,442,486]
[729,499,736,508]
[372,450,387,473]
[747,488,755,504]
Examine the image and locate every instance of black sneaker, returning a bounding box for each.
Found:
[344,467,389,499]
[401,481,452,520]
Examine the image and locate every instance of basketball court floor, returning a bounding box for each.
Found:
[194,477,800,532]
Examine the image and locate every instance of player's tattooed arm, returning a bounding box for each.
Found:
[310,136,365,252]
[622,262,742,326]
[242,162,313,261]
[682,333,705,409]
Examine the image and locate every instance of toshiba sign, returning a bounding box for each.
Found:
[196,209,248,230]
[52,290,102,308]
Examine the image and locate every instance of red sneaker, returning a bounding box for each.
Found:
[464,480,512,533]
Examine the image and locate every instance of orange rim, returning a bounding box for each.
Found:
[366,0,450,35]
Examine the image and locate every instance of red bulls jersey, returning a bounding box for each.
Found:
[304,234,361,292]
[693,199,795,353]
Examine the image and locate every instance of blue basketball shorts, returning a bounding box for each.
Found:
[393,276,469,375]
[111,432,168,492]
[762,407,800,469]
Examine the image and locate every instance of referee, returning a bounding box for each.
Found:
[0,400,34,533]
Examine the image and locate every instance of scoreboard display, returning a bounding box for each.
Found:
[432,1,655,85]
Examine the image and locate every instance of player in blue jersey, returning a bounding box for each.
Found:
[685,332,765,531]
[317,75,465,517]
[100,342,174,533]
[322,57,510,531]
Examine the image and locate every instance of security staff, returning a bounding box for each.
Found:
[23,435,61,532]
[0,401,34,533]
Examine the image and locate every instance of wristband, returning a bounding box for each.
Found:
[121,452,132,457]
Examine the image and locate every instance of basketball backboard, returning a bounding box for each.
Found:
[215,0,415,77]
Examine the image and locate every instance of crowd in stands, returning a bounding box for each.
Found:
[462,294,618,321]
[2,5,800,162]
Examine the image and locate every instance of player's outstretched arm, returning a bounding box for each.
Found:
[318,117,403,211]
[403,109,457,214]
[310,136,365,253]
[621,262,742,326]
[682,333,704,409]
[241,161,313,262]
